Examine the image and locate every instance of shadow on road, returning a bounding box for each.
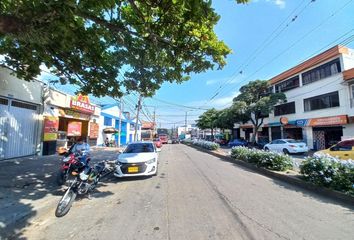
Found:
[0,148,118,240]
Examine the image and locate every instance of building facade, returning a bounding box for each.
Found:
[0,67,43,159]
[97,104,141,146]
[42,89,101,154]
[237,45,354,150]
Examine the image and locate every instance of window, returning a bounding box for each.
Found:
[274,102,296,116]
[0,98,8,106]
[302,58,341,85]
[275,76,299,93]
[351,85,354,99]
[11,101,37,110]
[304,91,339,112]
[104,116,112,126]
[261,86,274,96]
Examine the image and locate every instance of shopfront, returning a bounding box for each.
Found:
[296,115,348,150]
[43,90,100,155]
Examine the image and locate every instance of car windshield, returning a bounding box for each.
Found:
[285,139,298,143]
[124,143,154,153]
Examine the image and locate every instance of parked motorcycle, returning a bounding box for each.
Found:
[56,150,91,186]
[55,160,116,217]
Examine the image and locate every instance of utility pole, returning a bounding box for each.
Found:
[134,95,142,141]
[153,107,156,139]
[118,98,123,148]
[185,111,188,135]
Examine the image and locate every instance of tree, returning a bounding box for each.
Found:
[196,108,218,139]
[0,0,250,97]
[232,80,286,143]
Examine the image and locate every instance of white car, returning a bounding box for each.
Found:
[263,139,309,154]
[114,142,158,177]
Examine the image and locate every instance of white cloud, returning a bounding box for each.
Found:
[206,79,218,85]
[266,0,286,9]
[189,91,240,109]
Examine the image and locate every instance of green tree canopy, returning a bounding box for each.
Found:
[0,0,249,97]
[232,80,286,142]
[196,108,218,137]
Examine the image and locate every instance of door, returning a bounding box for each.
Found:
[0,98,9,159]
[0,98,39,159]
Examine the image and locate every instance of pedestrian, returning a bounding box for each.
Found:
[104,137,110,147]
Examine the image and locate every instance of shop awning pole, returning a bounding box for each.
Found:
[118,98,123,148]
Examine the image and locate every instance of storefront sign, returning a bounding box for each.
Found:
[67,121,82,136]
[89,122,99,139]
[280,117,289,125]
[43,116,59,141]
[308,115,347,126]
[296,115,348,127]
[70,94,95,114]
[59,109,90,120]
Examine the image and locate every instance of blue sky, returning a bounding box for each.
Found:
[42,0,354,128]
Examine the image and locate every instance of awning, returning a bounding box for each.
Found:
[103,127,119,134]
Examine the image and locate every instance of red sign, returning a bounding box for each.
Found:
[70,94,95,114]
[280,117,289,125]
[89,122,99,139]
[67,121,82,136]
[308,115,348,126]
[43,116,59,141]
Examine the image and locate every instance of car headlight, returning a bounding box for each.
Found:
[116,159,125,165]
[146,158,156,164]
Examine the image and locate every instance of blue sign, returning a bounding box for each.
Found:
[295,119,308,127]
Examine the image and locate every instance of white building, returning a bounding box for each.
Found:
[97,104,141,146]
[0,67,43,159]
[238,45,354,150]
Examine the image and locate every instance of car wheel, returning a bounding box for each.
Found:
[264,147,269,151]
[283,148,290,155]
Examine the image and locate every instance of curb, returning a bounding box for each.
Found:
[184,143,354,206]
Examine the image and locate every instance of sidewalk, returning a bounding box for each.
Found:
[0,147,119,239]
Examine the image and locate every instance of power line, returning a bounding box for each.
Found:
[218,0,354,102]
[198,0,314,109]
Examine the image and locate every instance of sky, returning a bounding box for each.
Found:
[41,0,354,128]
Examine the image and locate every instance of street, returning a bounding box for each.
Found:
[15,144,354,240]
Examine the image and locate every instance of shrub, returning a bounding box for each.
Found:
[182,139,219,150]
[231,146,293,171]
[300,154,354,195]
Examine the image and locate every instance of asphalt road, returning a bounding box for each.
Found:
[20,144,354,240]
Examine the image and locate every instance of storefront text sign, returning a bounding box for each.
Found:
[43,116,59,141]
[308,115,348,126]
[70,94,95,114]
[59,109,90,120]
[67,121,82,136]
[296,115,348,127]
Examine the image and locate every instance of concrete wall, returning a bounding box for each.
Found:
[0,67,43,104]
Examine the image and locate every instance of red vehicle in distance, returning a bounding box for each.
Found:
[153,138,162,149]
[158,134,168,144]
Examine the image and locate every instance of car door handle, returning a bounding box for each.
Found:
[344,154,349,156]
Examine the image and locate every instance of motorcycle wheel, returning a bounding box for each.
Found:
[55,189,77,217]
[56,170,67,186]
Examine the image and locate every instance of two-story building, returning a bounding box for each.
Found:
[253,45,354,150]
